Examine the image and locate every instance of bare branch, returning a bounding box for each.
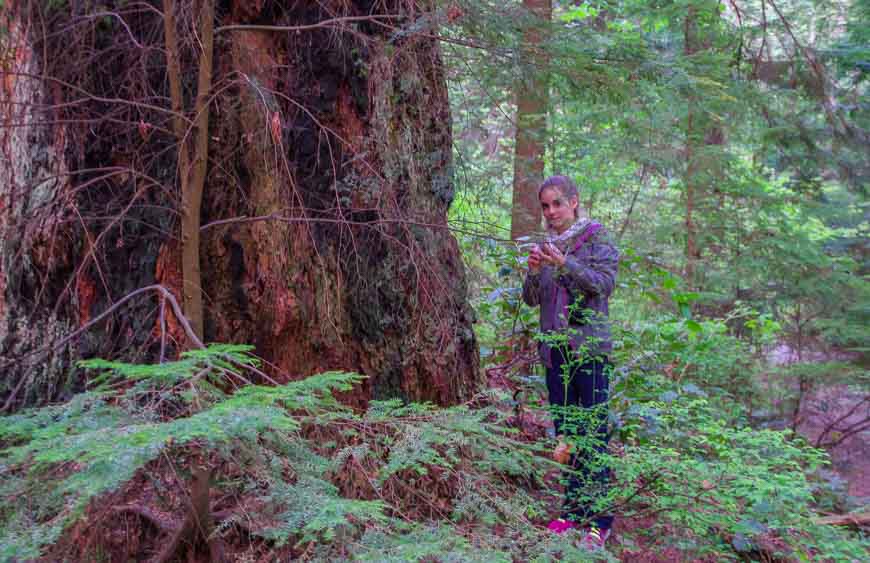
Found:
[214,15,403,34]
[1,284,204,412]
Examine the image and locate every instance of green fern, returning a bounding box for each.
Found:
[6,343,859,562]
[258,476,388,545]
[0,345,365,559]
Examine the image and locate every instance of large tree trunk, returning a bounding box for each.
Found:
[510,0,551,241]
[1,2,81,409]
[0,1,479,410]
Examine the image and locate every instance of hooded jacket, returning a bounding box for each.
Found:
[521,221,619,366]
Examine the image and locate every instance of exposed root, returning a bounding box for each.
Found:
[153,464,223,563]
[113,505,182,534]
[114,463,227,563]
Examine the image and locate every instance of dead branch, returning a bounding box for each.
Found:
[199,210,516,243]
[818,418,870,449]
[214,14,403,34]
[814,395,870,448]
[814,511,870,527]
[1,284,203,412]
[1,71,191,123]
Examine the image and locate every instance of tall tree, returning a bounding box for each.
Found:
[0,0,479,410]
[510,0,552,240]
[682,2,726,287]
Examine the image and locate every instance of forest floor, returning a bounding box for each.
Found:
[38,344,867,562]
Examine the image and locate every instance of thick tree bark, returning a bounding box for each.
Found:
[1,2,80,409]
[510,0,551,241]
[0,1,480,410]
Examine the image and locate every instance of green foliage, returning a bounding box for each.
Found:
[2,333,867,561]
[2,347,583,561]
[258,476,388,545]
[602,297,865,558]
[610,386,860,559]
[363,398,545,482]
[0,345,363,559]
[458,226,866,559]
[3,0,868,560]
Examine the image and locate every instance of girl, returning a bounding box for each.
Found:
[522,175,619,549]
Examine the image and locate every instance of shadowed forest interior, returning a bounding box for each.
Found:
[0,0,868,561]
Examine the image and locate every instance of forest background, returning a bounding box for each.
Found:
[0,0,868,561]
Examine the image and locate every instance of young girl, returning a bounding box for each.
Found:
[521,175,619,549]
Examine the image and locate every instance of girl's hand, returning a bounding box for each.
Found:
[528,245,543,274]
[540,243,566,267]
[553,440,571,464]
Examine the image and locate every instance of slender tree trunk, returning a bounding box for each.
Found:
[684,8,700,286]
[685,119,699,285]
[682,5,724,288]
[163,0,213,342]
[510,0,551,240]
[185,0,213,342]
[0,1,480,410]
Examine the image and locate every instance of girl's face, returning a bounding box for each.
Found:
[539,187,578,234]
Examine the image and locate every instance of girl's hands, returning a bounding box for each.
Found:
[539,242,566,267]
[528,243,565,273]
[553,440,571,464]
[528,245,543,273]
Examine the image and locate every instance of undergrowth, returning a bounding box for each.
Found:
[1,341,867,561]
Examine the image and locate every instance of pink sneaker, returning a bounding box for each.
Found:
[547,518,578,534]
[581,527,611,550]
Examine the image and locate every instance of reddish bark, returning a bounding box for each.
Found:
[510,0,551,240]
[154,240,187,351]
[1,1,480,410]
[1,2,79,408]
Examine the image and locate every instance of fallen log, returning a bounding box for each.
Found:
[814,511,870,527]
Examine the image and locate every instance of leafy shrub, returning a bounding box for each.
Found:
[0,345,365,559]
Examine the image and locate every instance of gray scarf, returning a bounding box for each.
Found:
[546,217,592,252]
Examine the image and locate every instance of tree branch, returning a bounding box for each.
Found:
[1,284,204,411]
[214,15,402,34]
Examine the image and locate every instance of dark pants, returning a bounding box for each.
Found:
[546,346,613,530]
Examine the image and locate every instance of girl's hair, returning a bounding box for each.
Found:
[538,175,580,218]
